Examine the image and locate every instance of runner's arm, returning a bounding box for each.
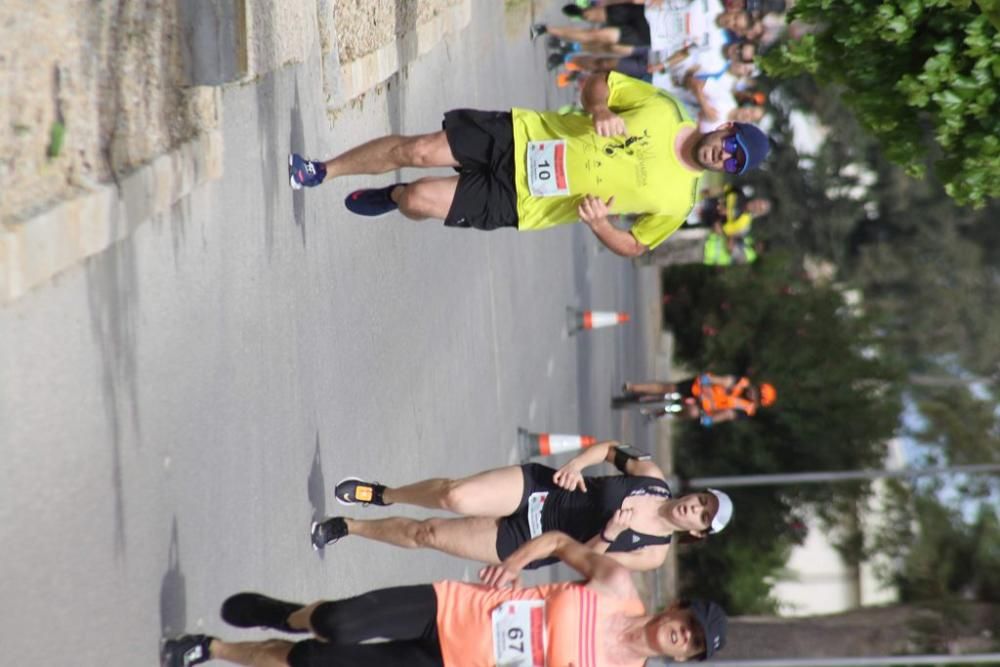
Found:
[585,534,613,554]
[710,408,738,423]
[568,440,620,471]
[578,195,648,257]
[554,439,620,492]
[603,444,666,479]
[481,532,636,597]
[705,373,737,387]
[589,219,650,257]
[580,73,626,137]
[604,544,670,571]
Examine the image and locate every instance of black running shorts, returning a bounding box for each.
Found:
[441,109,519,231]
[287,585,444,667]
[605,5,651,46]
[495,464,561,565]
[677,377,696,397]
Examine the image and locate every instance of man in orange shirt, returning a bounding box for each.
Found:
[622,373,776,424]
[161,533,728,667]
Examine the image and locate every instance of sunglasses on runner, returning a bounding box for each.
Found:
[722,134,746,174]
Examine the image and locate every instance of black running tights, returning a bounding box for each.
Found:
[286,584,443,667]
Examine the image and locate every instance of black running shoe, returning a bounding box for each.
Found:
[221,592,305,633]
[334,477,389,506]
[530,23,547,40]
[562,3,585,18]
[611,395,634,408]
[547,53,567,70]
[161,634,213,667]
[641,408,665,423]
[311,516,348,550]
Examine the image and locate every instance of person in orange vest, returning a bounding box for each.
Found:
[622,374,776,425]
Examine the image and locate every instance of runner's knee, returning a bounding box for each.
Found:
[248,639,293,667]
[394,184,430,220]
[310,601,351,643]
[411,519,441,548]
[439,481,473,514]
[401,134,445,167]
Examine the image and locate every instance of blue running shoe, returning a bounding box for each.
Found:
[344,183,405,216]
[288,153,326,190]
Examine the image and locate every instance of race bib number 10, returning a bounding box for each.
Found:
[527,140,570,197]
[492,600,547,667]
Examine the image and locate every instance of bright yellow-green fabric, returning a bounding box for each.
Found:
[512,72,703,249]
[722,212,753,236]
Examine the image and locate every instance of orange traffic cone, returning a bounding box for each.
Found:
[518,427,597,459]
[567,307,630,335]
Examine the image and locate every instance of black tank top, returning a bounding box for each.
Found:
[540,475,673,558]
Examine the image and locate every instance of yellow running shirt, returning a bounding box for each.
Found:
[512,72,702,249]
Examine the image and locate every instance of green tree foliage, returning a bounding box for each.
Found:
[761,0,1000,206]
[663,255,904,611]
[872,483,1000,603]
[911,386,1000,476]
[756,68,1000,486]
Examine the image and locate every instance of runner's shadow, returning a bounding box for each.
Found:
[289,82,307,246]
[159,517,187,638]
[307,433,326,559]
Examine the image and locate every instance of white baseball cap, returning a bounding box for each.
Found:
[708,489,733,534]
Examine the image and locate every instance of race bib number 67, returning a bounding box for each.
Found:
[527,140,570,197]
[492,600,547,667]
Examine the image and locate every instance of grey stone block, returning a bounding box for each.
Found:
[178,0,248,85]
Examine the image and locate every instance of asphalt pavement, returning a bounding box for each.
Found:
[0,3,660,663]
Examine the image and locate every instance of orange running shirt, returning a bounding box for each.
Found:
[433,580,647,667]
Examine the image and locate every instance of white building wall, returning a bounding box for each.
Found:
[770,440,905,616]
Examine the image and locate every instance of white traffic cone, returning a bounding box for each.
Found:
[518,427,597,460]
[567,307,630,335]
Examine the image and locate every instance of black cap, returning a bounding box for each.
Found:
[689,599,728,659]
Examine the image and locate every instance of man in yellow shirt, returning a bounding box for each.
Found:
[289,72,770,257]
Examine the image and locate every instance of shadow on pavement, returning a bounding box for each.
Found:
[159,517,187,638]
[290,80,307,246]
[308,433,326,559]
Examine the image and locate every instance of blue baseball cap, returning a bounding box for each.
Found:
[689,599,729,659]
[732,122,771,175]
